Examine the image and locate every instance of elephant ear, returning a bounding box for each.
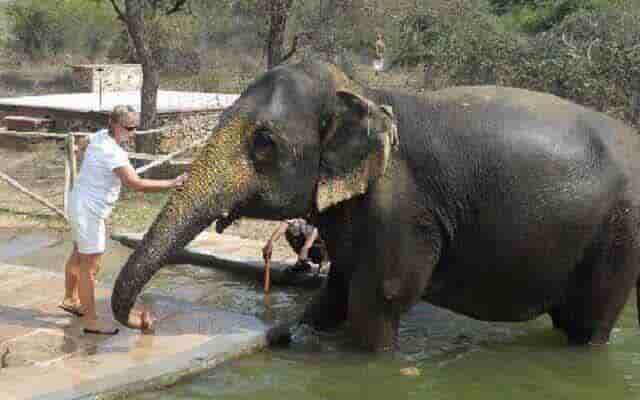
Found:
[316,90,398,212]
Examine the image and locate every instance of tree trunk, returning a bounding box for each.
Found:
[124,0,159,154]
[137,63,160,154]
[266,0,294,70]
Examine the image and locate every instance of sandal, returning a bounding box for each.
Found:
[58,302,85,317]
[83,327,119,335]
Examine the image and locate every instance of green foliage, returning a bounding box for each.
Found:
[148,14,202,72]
[512,9,640,122]
[5,0,118,59]
[499,0,605,33]
[6,0,65,57]
[489,0,534,15]
[397,4,640,127]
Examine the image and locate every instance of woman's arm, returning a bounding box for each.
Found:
[113,165,187,192]
[299,227,319,260]
[262,222,290,261]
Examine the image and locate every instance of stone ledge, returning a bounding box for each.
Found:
[0,263,269,400]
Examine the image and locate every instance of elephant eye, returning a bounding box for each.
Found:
[252,128,277,165]
[254,128,275,149]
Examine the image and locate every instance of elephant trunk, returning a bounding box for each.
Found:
[111,199,219,325]
[112,114,257,326]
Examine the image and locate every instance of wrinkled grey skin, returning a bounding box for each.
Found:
[112,61,640,351]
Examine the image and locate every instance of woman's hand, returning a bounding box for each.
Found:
[173,173,189,187]
[262,242,273,261]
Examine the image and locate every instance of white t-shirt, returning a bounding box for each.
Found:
[286,218,315,238]
[71,129,131,218]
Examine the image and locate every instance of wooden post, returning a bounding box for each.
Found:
[68,133,77,185]
[64,151,70,215]
[264,257,271,293]
[0,171,68,222]
[63,133,77,215]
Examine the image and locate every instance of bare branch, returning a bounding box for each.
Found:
[561,33,580,59]
[109,0,126,22]
[281,34,302,64]
[587,38,600,65]
[561,33,577,51]
[166,0,188,16]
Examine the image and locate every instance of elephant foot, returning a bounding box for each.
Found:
[303,291,348,331]
[549,307,566,331]
[565,323,608,346]
[266,322,294,347]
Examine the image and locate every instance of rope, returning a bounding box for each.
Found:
[0,170,68,222]
[134,136,207,174]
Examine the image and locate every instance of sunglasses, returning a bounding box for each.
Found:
[124,126,137,132]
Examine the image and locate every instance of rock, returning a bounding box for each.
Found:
[400,366,421,376]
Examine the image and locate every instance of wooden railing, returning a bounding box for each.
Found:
[0,129,202,224]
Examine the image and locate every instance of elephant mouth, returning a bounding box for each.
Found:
[214,210,238,233]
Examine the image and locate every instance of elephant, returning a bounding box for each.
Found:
[111,61,640,351]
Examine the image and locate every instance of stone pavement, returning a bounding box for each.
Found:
[112,231,328,288]
[0,263,267,400]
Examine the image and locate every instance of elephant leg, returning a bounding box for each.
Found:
[346,202,443,351]
[564,204,640,345]
[304,200,361,330]
[549,306,566,331]
[304,263,351,330]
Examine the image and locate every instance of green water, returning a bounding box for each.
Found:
[3,229,640,400]
[133,299,640,400]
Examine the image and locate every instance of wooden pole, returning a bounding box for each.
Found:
[64,149,70,215]
[63,133,77,215]
[135,137,207,175]
[68,133,77,185]
[0,170,68,222]
[264,257,271,293]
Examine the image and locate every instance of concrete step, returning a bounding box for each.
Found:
[0,263,268,400]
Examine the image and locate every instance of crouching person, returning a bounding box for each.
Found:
[262,218,329,274]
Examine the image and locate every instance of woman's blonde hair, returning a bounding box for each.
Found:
[108,105,138,136]
[110,104,136,125]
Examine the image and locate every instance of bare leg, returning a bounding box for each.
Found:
[60,243,84,314]
[78,252,118,334]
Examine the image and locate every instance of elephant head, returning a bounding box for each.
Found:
[111,62,397,327]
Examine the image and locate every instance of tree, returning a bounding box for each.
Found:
[264,0,299,69]
[107,0,189,154]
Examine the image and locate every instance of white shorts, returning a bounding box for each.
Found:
[69,195,106,254]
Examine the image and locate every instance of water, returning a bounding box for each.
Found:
[3,228,640,400]
[135,302,640,400]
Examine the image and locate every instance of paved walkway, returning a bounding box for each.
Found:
[0,263,267,400]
